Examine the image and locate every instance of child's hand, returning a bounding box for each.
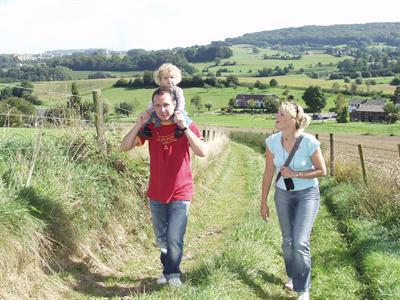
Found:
[137,111,150,127]
[173,111,187,129]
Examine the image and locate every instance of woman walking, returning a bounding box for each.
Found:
[260,101,326,300]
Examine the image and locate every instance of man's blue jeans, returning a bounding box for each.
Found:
[150,200,190,280]
[274,186,320,292]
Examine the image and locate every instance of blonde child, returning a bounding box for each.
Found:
[141,63,191,137]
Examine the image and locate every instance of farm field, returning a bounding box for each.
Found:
[317,133,400,176]
[239,74,396,94]
[192,45,351,77]
[70,70,141,80]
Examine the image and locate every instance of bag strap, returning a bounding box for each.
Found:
[276,134,304,183]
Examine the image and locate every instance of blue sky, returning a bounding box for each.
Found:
[0,0,399,54]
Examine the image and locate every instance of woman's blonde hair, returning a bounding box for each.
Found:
[153,63,182,86]
[280,101,311,130]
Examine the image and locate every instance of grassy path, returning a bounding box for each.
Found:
[67,141,364,299]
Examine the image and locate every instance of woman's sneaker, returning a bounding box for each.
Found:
[156,273,167,285]
[168,277,182,287]
[284,278,293,290]
[297,291,310,300]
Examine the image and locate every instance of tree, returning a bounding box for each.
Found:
[226,75,239,87]
[350,82,358,95]
[143,71,154,87]
[390,77,400,86]
[190,95,202,114]
[334,93,346,113]
[384,102,399,123]
[115,102,133,116]
[390,86,400,104]
[336,105,349,123]
[12,81,33,98]
[269,78,278,88]
[228,98,236,109]
[0,86,13,99]
[247,99,257,114]
[263,96,279,113]
[343,76,351,83]
[331,82,340,94]
[205,103,212,112]
[0,97,35,127]
[302,86,326,114]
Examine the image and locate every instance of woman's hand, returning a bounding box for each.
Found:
[280,166,297,178]
[260,201,270,222]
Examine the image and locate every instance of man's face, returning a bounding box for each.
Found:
[153,92,176,121]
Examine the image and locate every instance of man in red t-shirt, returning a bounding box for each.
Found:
[121,87,207,287]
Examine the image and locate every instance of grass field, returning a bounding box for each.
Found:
[71,70,141,80]
[192,45,350,77]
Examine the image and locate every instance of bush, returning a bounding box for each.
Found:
[390,77,400,86]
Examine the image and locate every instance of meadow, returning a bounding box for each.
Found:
[191,45,350,76]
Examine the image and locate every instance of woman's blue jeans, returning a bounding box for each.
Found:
[274,186,320,292]
[150,200,190,280]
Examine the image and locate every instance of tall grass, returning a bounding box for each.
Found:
[322,160,400,299]
[0,129,151,298]
[229,131,270,153]
[191,132,229,181]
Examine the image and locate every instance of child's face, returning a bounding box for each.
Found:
[160,73,176,88]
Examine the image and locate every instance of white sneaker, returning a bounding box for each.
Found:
[168,277,182,287]
[297,291,310,300]
[284,278,293,290]
[156,273,167,285]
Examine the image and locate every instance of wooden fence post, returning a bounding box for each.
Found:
[398,144,400,159]
[93,90,106,154]
[330,133,334,176]
[358,144,367,185]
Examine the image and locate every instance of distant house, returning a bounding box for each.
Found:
[235,93,279,108]
[348,99,364,113]
[350,99,386,122]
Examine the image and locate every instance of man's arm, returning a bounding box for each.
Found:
[174,111,207,157]
[120,112,149,151]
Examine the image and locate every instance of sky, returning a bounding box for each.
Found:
[1,0,399,54]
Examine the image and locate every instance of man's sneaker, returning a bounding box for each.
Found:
[297,291,310,300]
[168,277,182,287]
[284,278,293,290]
[156,273,167,285]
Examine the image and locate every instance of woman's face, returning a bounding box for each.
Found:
[275,108,295,130]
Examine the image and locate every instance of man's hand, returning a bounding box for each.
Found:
[173,111,187,129]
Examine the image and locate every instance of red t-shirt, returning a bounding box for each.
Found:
[137,121,203,203]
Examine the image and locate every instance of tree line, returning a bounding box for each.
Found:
[224,22,400,47]
[46,46,232,73]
